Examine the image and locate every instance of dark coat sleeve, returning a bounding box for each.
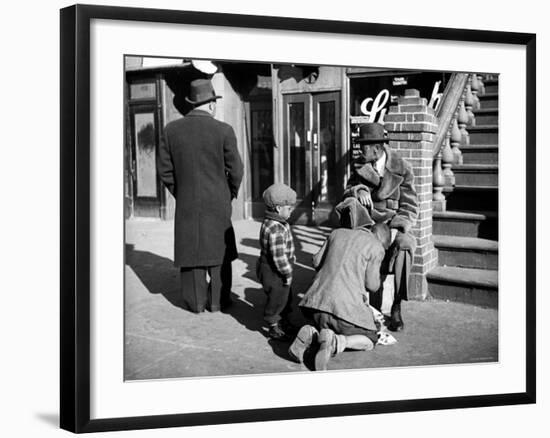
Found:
[343,169,371,199]
[343,182,371,199]
[158,129,175,195]
[388,161,418,234]
[223,125,244,199]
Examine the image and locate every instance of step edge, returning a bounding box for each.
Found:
[433,235,499,251]
[473,108,499,113]
[433,211,487,220]
[467,125,499,131]
[453,164,499,171]
[460,145,499,150]
[479,92,499,98]
[443,185,499,192]
[427,266,499,289]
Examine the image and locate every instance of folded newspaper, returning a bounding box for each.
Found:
[370,305,398,346]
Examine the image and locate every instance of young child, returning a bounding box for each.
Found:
[256,183,297,341]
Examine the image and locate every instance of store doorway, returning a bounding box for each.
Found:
[283,91,342,224]
[126,79,164,218]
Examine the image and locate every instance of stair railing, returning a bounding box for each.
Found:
[432,73,483,211]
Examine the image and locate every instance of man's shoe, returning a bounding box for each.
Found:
[388,301,404,332]
[268,323,291,341]
[315,329,335,371]
[288,325,318,363]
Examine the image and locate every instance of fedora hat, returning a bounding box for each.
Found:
[356,122,389,144]
[185,78,222,105]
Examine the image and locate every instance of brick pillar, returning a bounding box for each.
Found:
[384,89,438,299]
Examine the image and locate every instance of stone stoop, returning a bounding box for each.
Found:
[434,235,498,270]
[427,266,498,308]
[428,74,499,307]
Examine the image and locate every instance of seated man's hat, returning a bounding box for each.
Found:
[355,122,389,144]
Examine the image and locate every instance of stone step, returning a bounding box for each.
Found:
[461,145,498,164]
[452,164,498,186]
[434,235,498,270]
[478,92,498,109]
[473,210,498,240]
[444,185,498,212]
[433,210,498,239]
[468,125,499,145]
[433,210,484,238]
[482,79,499,94]
[472,108,498,125]
[427,266,498,308]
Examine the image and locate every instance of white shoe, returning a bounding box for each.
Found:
[288,325,318,363]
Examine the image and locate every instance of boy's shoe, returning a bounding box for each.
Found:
[268,323,291,341]
[315,328,336,371]
[288,325,318,363]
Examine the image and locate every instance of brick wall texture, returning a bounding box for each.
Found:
[384,89,438,299]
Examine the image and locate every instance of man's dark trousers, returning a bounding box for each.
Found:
[179,257,232,312]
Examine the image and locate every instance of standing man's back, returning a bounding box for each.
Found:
[159,78,243,313]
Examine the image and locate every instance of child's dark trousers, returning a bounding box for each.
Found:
[256,254,292,325]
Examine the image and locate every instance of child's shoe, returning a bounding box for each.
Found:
[268,322,291,341]
[288,325,318,363]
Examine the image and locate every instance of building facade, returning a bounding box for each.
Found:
[125,57,498,301]
[125,57,449,224]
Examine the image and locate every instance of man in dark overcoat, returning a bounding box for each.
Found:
[344,122,418,332]
[158,78,244,313]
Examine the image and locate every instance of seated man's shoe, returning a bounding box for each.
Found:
[288,325,318,363]
[315,328,336,371]
[268,323,291,341]
[388,301,404,332]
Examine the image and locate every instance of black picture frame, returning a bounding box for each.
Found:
[60,4,536,433]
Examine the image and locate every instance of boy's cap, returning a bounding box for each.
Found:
[263,183,297,208]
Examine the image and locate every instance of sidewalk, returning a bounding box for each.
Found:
[124,219,498,380]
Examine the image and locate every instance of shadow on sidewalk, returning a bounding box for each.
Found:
[125,243,185,309]
[226,239,318,367]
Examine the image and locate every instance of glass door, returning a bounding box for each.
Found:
[283,94,311,202]
[129,104,163,218]
[283,92,341,224]
[312,92,341,213]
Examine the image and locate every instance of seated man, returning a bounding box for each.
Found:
[288,198,391,371]
[344,122,418,332]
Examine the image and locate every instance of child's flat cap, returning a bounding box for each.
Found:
[262,183,297,208]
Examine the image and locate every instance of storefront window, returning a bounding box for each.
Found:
[251,107,274,200]
[134,112,158,197]
[130,82,157,100]
[349,72,451,121]
[318,101,336,203]
[289,102,306,199]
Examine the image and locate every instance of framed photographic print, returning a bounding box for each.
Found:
[60,4,536,433]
